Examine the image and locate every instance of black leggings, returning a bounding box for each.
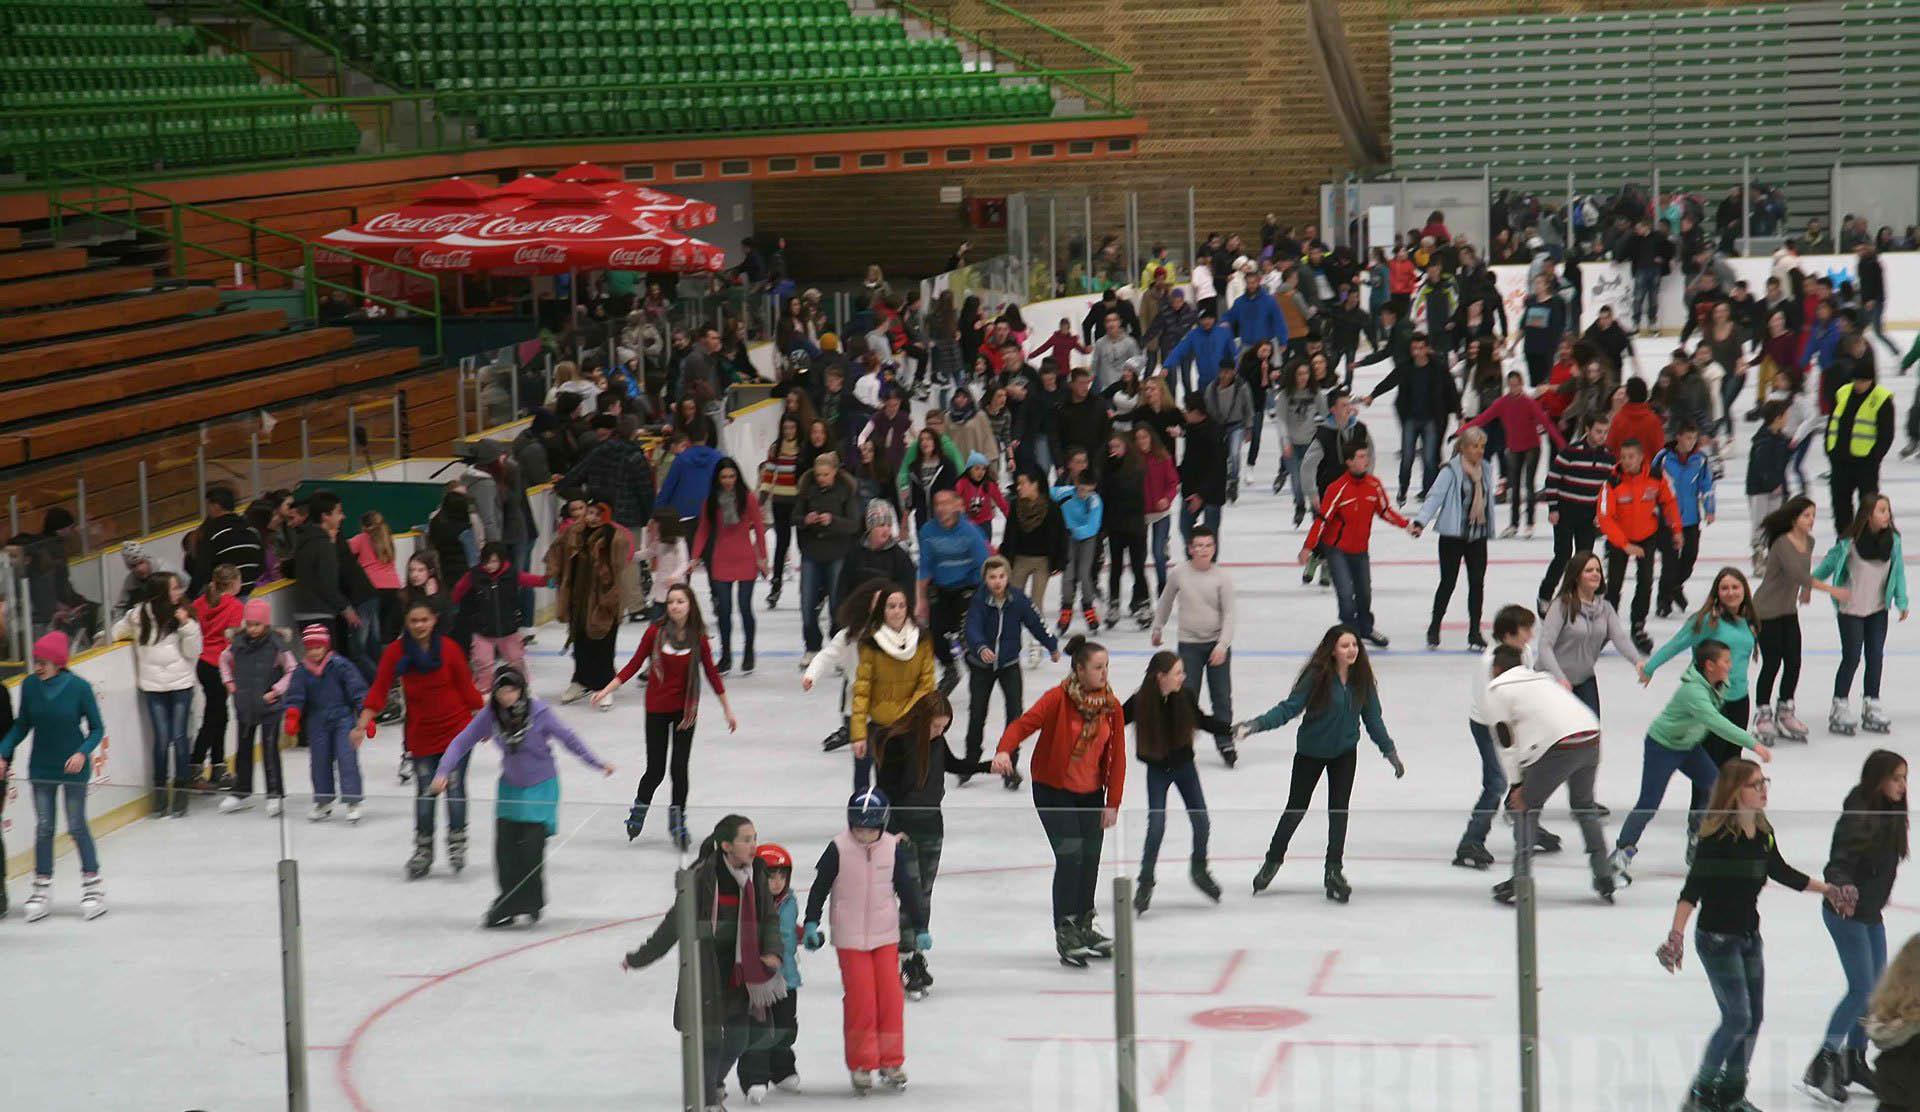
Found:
[964,663,1022,762]
[1702,696,1751,769]
[1033,781,1106,925]
[1539,508,1599,603]
[1432,536,1487,632]
[890,808,945,944]
[1755,614,1802,704]
[191,659,229,771]
[635,709,696,810]
[1106,530,1149,610]
[1505,448,1541,526]
[1265,748,1357,865]
[769,501,794,584]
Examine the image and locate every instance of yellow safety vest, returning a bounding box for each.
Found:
[1826,383,1894,457]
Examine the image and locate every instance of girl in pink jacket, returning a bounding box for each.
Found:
[689,457,769,675]
[954,452,1009,534]
[801,790,928,1095]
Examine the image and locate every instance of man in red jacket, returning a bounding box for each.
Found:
[1596,439,1682,654]
[1605,377,1668,461]
[1300,442,1415,648]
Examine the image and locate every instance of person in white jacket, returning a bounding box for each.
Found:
[802,579,897,753]
[111,571,203,818]
[1482,642,1614,905]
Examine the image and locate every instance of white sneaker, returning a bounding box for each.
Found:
[308,804,332,823]
[265,797,284,818]
[80,875,105,920]
[774,1075,801,1094]
[560,683,587,704]
[345,803,363,824]
[218,795,251,814]
[746,1083,769,1105]
[24,879,52,922]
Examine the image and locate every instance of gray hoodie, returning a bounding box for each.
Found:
[1280,386,1329,447]
[1204,374,1253,430]
[1535,595,1644,687]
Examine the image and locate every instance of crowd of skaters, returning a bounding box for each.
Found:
[7,204,1920,1110]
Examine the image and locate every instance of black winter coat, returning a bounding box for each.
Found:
[625,854,781,1036]
[1000,496,1068,567]
[1824,790,1907,925]
[837,543,919,605]
[1100,461,1148,536]
[1179,418,1229,506]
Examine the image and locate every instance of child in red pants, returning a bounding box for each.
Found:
[802,789,929,1095]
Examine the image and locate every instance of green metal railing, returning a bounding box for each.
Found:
[0,0,1132,190]
[45,165,445,359]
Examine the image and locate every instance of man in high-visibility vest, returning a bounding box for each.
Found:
[1824,358,1896,532]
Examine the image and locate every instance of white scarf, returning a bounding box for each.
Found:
[872,622,920,661]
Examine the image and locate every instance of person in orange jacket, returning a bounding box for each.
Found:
[1606,377,1669,461]
[1597,438,1683,654]
[1300,441,1416,649]
[991,634,1127,969]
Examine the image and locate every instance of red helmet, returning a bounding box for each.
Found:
[755,843,792,872]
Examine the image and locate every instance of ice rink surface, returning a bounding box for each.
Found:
[11,332,1920,1111]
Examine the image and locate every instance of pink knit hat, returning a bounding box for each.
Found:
[243,598,272,624]
[31,631,70,668]
[300,623,332,649]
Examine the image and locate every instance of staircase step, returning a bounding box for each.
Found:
[5,328,351,425]
[0,286,219,347]
[0,266,153,314]
[0,307,288,386]
[0,227,22,251]
[0,248,90,284]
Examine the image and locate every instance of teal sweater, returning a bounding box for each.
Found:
[0,670,105,784]
[1246,669,1395,759]
[1647,665,1757,753]
[1643,615,1756,702]
[1814,534,1909,614]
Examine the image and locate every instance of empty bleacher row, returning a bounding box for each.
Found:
[1388,0,1920,218]
[265,0,1060,139]
[0,0,362,176]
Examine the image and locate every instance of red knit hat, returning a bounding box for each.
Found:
[31,631,69,668]
[300,623,332,649]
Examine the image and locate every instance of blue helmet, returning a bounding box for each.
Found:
[848,789,890,830]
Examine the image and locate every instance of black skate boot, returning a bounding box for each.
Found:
[1190,858,1222,903]
[1467,627,1488,651]
[1323,863,1351,903]
[171,777,191,817]
[1001,765,1024,791]
[1075,913,1113,959]
[1802,1048,1847,1104]
[1593,868,1616,904]
[1056,921,1092,968]
[1453,840,1495,870]
[1216,733,1239,769]
[668,805,691,852]
[1631,625,1654,656]
[765,578,783,609]
[821,724,851,752]
[902,952,932,1001]
[1533,828,1563,854]
[1492,879,1516,905]
[1252,854,1283,894]
[1847,1047,1877,1095]
[625,803,649,841]
[448,827,468,874]
[1678,1077,1722,1112]
[406,833,433,880]
[739,647,755,677]
[1133,877,1154,915]
[1426,620,1442,650]
[716,650,733,676]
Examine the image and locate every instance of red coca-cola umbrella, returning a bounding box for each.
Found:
[550,162,717,229]
[315,177,495,265]
[409,182,725,275]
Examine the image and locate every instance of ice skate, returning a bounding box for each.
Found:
[1802,1048,1847,1105]
[1025,645,1042,670]
[265,797,283,818]
[1631,626,1654,655]
[850,1069,874,1095]
[345,803,362,824]
[1777,700,1811,741]
[1361,630,1389,649]
[1678,1078,1721,1111]
[668,805,691,852]
[798,651,816,671]
[1830,698,1859,736]
[80,875,105,920]
[820,725,851,752]
[1190,859,1222,902]
[1075,913,1112,958]
[1609,845,1637,885]
[1216,733,1238,768]
[1055,921,1093,967]
[1131,602,1152,630]
[1863,698,1892,734]
[1001,765,1023,791]
[1081,607,1098,634]
[902,952,931,1001]
[745,1084,769,1105]
[560,682,587,704]
[308,803,333,823]
[218,794,252,814]
[775,1075,801,1094]
[625,803,649,841]
[1323,864,1352,903]
[1754,705,1777,741]
[1132,877,1154,915]
[397,753,412,783]
[1593,869,1616,904]
[448,828,468,873]
[1252,855,1283,893]
[1466,628,1488,651]
[716,651,733,676]
[1847,1047,1877,1094]
[879,1067,907,1090]
[1533,828,1562,854]
[937,661,960,697]
[1523,524,1535,540]
[24,878,51,922]
[1426,621,1441,650]
[1492,879,1515,905]
[1453,840,1494,870]
[765,579,783,609]
[739,649,755,677]
[1500,524,1518,539]
[406,834,433,880]
[170,779,190,817]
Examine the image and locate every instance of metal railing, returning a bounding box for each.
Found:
[45,164,445,359]
[876,0,1132,113]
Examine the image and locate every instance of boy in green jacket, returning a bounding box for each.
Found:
[0,632,106,922]
[1609,640,1772,884]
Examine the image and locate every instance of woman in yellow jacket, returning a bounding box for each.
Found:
[850,585,935,792]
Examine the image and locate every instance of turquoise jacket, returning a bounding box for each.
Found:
[1246,669,1395,759]
[1647,665,1757,753]
[0,670,105,784]
[1643,615,1756,702]
[1814,534,1909,614]
[773,889,803,991]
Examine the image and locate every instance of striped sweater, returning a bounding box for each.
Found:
[1543,440,1614,514]
[759,440,802,502]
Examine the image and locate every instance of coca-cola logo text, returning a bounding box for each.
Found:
[419,250,473,269]
[513,245,569,265]
[476,213,610,238]
[364,212,486,235]
[608,246,663,267]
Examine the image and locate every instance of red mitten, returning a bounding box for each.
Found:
[283,706,302,738]
[363,720,376,740]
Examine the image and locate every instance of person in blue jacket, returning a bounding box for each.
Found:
[1161,307,1237,394]
[0,631,106,922]
[1052,471,1106,634]
[657,424,724,525]
[1655,422,1717,618]
[1815,492,1909,735]
[915,489,991,694]
[737,841,803,1103]
[1224,280,1288,353]
[962,555,1061,768]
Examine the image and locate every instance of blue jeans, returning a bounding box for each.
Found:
[1615,736,1719,850]
[1632,266,1663,326]
[1147,516,1171,594]
[33,780,99,877]
[1324,548,1373,636]
[1835,609,1889,699]
[1397,418,1442,500]
[309,716,364,807]
[1280,444,1307,514]
[1695,929,1764,1083]
[798,555,844,653]
[1823,905,1888,1051]
[1140,761,1210,881]
[143,688,193,786]
[1224,425,1245,484]
[1463,720,1504,844]
[412,752,466,837]
[1177,641,1231,724]
[1179,500,1221,544]
[709,578,757,659]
